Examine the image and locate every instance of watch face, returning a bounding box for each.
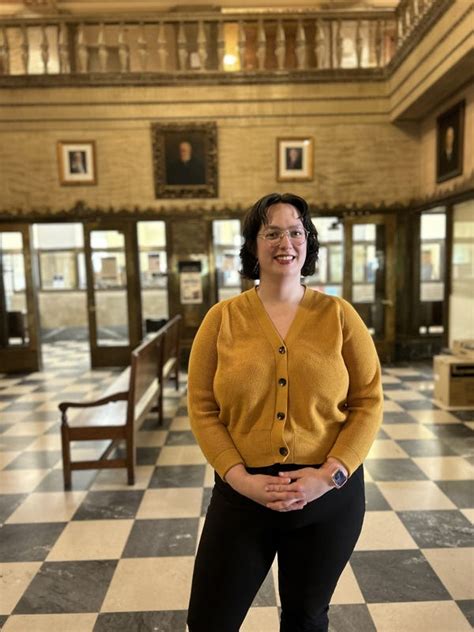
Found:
[332,469,348,488]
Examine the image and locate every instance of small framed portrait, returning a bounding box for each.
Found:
[436,100,465,183]
[151,122,218,198]
[277,137,314,182]
[57,141,97,186]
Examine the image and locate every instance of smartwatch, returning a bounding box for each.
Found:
[331,467,348,489]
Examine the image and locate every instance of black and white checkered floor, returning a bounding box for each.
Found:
[0,342,473,632]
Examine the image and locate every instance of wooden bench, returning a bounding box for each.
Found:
[59,315,181,490]
[59,331,163,490]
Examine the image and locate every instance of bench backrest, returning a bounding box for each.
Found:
[128,332,162,416]
[160,314,182,376]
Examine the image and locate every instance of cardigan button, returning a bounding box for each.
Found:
[276,412,285,420]
[279,447,288,456]
[278,346,286,354]
[278,378,287,387]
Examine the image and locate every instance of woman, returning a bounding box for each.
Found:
[187,192,383,632]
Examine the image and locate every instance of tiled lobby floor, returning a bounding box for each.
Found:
[0,342,473,632]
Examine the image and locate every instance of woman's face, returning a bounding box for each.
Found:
[255,202,307,281]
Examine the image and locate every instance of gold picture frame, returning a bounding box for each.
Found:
[151,122,218,198]
[277,137,314,182]
[57,141,97,186]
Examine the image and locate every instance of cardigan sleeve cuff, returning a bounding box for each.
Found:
[213,448,245,481]
[327,443,362,477]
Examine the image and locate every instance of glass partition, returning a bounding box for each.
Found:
[212,219,242,301]
[0,231,29,346]
[91,230,129,346]
[307,217,343,296]
[137,221,169,330]
[419,209,446,335]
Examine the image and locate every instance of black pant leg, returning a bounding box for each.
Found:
[187,483,277,632]
[277,466,366,632]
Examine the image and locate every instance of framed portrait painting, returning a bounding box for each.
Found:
[151,122,218,198]
[57,141,97,185]
[436,100,465,183]
[277,137,314,182]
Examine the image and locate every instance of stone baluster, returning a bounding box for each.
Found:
[177,21,188,70]
[20,25,29,74]
[217,20,225,71]
[335,19,343,69]
[237,20,246,71]
[157,21,168,70]
[0,27,10,75]
[375,19,383,67]
[97,23,108,72]
[355,19,362,68]
[197,20,207,70]
[40,23,49,73]
[58,22,69,73]
[256,19,266,70]
[118,23,129,72]
[314,19,325,69]
[138,24,148,71]
[77,23,88,73]
[275,20,285,70]
[295,19,306,70]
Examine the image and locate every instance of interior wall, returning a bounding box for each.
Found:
[419,83,473,199]
[0,82,421,215]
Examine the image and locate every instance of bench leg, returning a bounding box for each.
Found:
[61,425,72,490]
[126,431,135,486]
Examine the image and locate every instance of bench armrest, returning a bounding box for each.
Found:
[59,391,129,423]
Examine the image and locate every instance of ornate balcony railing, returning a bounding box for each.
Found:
[0,0,451,84]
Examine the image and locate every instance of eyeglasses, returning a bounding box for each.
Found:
[257,228,308,245]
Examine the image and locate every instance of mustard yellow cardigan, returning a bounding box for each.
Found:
[188,287,383,479]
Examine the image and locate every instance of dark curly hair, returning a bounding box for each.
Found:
[240,192,319,280]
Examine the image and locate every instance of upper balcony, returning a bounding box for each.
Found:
[0,0,453,86]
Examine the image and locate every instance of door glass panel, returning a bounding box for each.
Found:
[137,221,169,331]
[307,217,343,296]
[0,231,29,346]
[419,210,446,334]
[91,230,129,346]
[352,223,386,337]
[212,219,242,301]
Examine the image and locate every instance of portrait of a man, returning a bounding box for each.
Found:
[69,150,87,174]
[285,147,303,170]
[166,139,206,185]
[151,122,218,199]
[436,100,464,183]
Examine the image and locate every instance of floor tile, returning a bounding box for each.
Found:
[1,613,97,632]
[135,430,167,448]
[100,557,194,612]
[156,446,206,466]
[13,560,117,614]
[123,518,199,557]
[330,564,365,605]
[0,523,66,562]
[350,550,450,603]
[435,480,474,508]
[383,424,435,440]
[366,439,409,459]
[409,410,461,424]
[423,548,474,599]
[241,607,280,631]
[6,492,86,523]
[413,456,474,480]
[72,490,144,521]
[93,611,187,632]
[327,604,376,631]
[456,600,474,628]
[397,438,457,457]
[90,466,154,491]
[364,458,427,481]
[0,469,50,493]
[136,488,203,519]
[368,600,471,631]
[355,511,417,550]
[5,451,62,470]
[0,562,42,615]
[397,510,474,548]
[377,480,456,511]
[148,464,206,488]
[47,520,133,561]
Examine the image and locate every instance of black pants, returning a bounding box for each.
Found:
[187,463,365,632]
